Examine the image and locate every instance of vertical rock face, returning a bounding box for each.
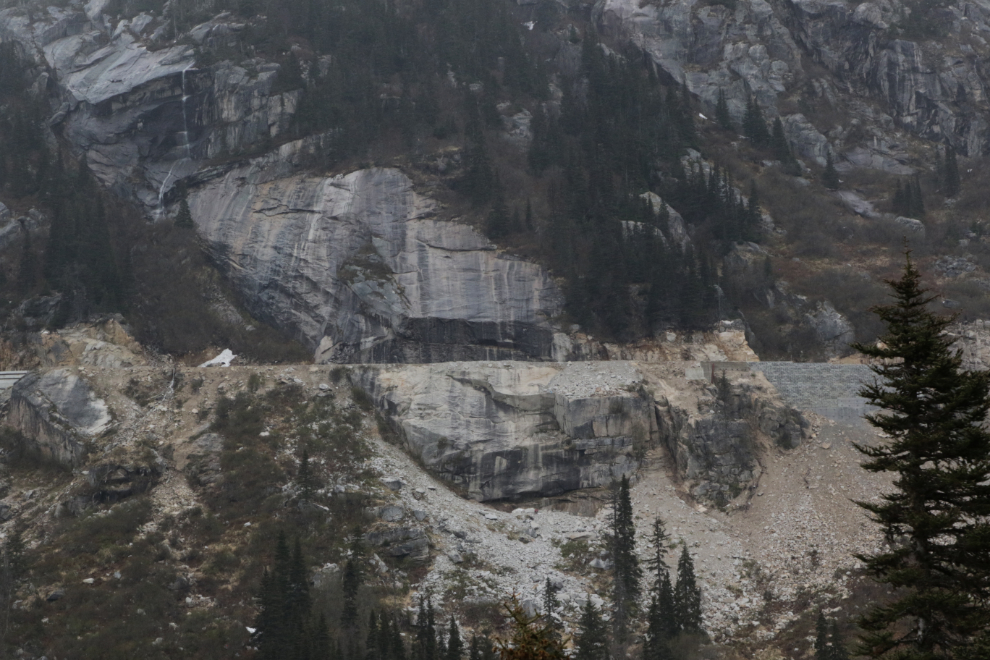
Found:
[190,163,564,362]
[653,370,807,507]
[353,361,805,504]
[4,369,110,466]
[0,7,298,210]
[353,362,648,501]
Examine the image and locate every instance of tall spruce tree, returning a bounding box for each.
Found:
[414,595,438,660]
[643,516,674,660]
[823,151,840,190]
[254,533,317,660]
[368,610,382,660]
[715,89,733,131]
[445,617,463,660]
[944,144,960,197]
[852,251,990,659]
[742,95,770,146]
[828,620,849,660]
[815,612,829,660]
[574,599,609,660]
[608,476,641,647]
[175,197,194,228]
[673,545,703,635]
[645,516,671,586]
[341,557,362,630]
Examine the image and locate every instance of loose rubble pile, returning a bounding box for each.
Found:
[361,407,887,642]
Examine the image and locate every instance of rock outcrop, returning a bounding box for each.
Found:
[190,164,564,362]
[4,368,110,466]
[354,360,804,504]
[653,367,807,507]
[596,0,990,160]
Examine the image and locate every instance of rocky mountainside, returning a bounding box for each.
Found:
[1,1,990,658]
[4,0,990,363]
[0,321,895,659]
[600,0,990,163]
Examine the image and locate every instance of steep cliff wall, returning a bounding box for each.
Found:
[354,360,806,504]
[190,163,564,362]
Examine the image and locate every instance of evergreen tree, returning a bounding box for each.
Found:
[341,558,362,630]
[445,617,463,660]
[657,572,677,640]
[645,516,671,589]
[313,613,333,660]
[414,595,438,660]
[487,194,511,240]
[944,144,960,197]
[574,599,609,660]
[715,89,733,131]
[542,577,560,620]
[298,447,317,500]
[392,615,408,660]
[175,197,194,228]
[608,476,641,646]
[909,176,925,217]
[742,95,770,146]
[644,518,675,660]
[643,591,674,660]
[815,612,829,660]
[497,597,566,660]
[437,626,448,660]
[379,614,393,660]
[852,251,990,659]
[823,151,840,190]
[368,610,382,660]
[254,532,316,660]
[673,545,703,634]
[828,620,849,660]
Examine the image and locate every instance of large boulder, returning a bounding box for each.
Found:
[4,369,110,466]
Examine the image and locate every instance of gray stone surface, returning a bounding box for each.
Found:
[354,360,804,505]
[596,0,990,160]
[353,361,645,501]
[803,301,855,359]
[191,165,563,363]
[894,216,925,238]
[655,370,807,505]
[4,369,110,466]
